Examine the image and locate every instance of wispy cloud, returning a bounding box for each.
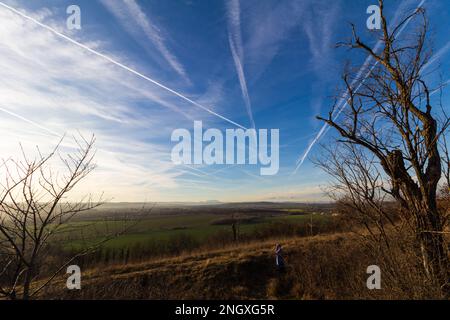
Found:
[244,1,305,81]
[302,1,339,120]
[0,1,246,129]
[0,1,259,202]
[100,0,190,83]
[226,0,255,128]
[262,185,326,202]
[0,4,197,201]
[302,2,337,72]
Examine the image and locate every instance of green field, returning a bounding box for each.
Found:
[59,211,331,251]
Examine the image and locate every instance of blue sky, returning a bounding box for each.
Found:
[0,0,449,202]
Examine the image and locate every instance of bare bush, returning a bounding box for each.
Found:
[0,135,105,299]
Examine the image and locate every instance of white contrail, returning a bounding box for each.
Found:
[292,57,379,174]
[229,35,255,128]
[226,0,255,128]
[430,79,450,95]
[0,106,61,137]
[0,1,246,130]
[292,0,427,175]
[422,41,450,72]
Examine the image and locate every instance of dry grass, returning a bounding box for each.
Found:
[36,229,448,300]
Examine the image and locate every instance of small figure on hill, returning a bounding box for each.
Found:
[275,243,285,272]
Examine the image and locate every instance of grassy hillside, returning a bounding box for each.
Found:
[39,231,409,300]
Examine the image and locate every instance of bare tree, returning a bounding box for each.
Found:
[0,135,104,299]
[316,0,449,295]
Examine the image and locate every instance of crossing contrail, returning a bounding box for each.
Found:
[0,1,246,130]
[292,0,427,175]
